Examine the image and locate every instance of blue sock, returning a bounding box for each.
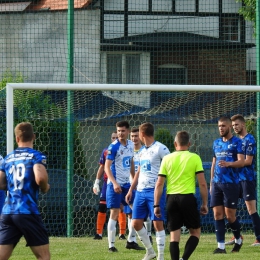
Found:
[229,218,241,239]
[251,212,260,240]
[215,219,225,243]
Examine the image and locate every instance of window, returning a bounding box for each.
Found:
[101,52,150,108]
[222,17,240,42]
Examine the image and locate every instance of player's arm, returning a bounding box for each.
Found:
[244,154,253,166]
[105,159,121,193]
[196,172,208,215]
[154,175,166,218]
[125,166,139,204]
[0,170,6,190]
[218,153,244,168]
[130,158,135,180]
[34,164,50,193]
[210,157,216,193]
[93,164,104,195]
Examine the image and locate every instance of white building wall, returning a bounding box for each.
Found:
[0,10,100,83]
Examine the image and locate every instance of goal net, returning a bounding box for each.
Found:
[3,83,259,237]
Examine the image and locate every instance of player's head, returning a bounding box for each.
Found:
[174,131,190,147]
[116,121,130,142]
[218,116,232,137]
[14,122,35,143]
[231,114,245,135]
[130,127,141,146]
[111,131,117,142]
[139,122,154,137]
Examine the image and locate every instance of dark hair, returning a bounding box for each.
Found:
[231,114,245,123]
[116,121,130,129]
[218,116,231,124]
[175,131,189,146]
[131,127,139,133]
[14,122,34,142]
[139,122,154,137]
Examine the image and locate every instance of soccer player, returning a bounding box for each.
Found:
[93,131,127,240]
[105,120,135,252]
[210,116,244,254]
[0,122,50,260]
[154,131,208,260]
[126,122,170,260]
[228,114,260,246]
[124,127,147,250]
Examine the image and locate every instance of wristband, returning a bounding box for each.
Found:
[153,205,160,208]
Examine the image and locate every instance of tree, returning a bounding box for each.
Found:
[236,0,256,34]
[0,71,88,177]
[154,128,174,152]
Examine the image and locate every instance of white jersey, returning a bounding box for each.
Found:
[130,149,141,184]
[106,139,134,185]
[137,141,170,191]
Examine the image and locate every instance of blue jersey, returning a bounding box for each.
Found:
[106,139,134,185]
[212,136,243,184]
[0,147,47,215]
[239,133,256,181]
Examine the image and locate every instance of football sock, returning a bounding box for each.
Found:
[182,236,199,260]
[107,218,117,248]
[250,212,260,240]
[144,217,152,236]
[215,219,225,246]
[136,226,152,250]
[229,218,241,243]
[169,241,179,260]
[118,212,126,235]
[96,212,106,235]
[127,218,137,242]
[156,230,165,257]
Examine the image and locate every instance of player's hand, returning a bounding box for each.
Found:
[154,207,161,218]
[200,205,208,216]
[113,182,122,194]
[218,160,229,167]
[125,191,132,204]
[93,179,100,195]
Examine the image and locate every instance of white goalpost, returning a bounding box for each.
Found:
[5,82,260,237]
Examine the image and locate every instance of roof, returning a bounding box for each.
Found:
[101,32,255,51]
[28,0,92,11]
[0,0,93,12]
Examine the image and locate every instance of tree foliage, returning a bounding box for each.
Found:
[236,0,256,34]
[0,70,88,177]
[154,128,174,152]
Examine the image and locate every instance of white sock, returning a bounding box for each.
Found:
[218,242,225,250]
[107,218,117,248]
[136,227,152,250]
[235,237,242,245]
[156,230,165,257]
[144,217,152,236]
[127,218,136,242]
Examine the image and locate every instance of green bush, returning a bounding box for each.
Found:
[155,127,174,152]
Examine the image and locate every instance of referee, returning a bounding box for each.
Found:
[154,131,208,260]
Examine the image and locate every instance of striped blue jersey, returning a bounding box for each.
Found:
[0,147,47,214]
[106,139,134,185]
[239,133,256,181]
[212,136,243,184]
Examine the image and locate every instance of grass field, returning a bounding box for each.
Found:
[9,233,260,260]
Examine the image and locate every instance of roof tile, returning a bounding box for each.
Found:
[28,0,92,11]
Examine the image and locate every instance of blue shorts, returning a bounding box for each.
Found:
[132,188,166,221]
[240,180,256,201]
[100,181,107,202]
[124,190,136,214]
[106,183,132,209]
[0,214,49,247]
[210,182,240,209]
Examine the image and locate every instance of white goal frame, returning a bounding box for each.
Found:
[6,83,260,153]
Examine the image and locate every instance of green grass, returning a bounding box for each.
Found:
[9,233,260,260]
